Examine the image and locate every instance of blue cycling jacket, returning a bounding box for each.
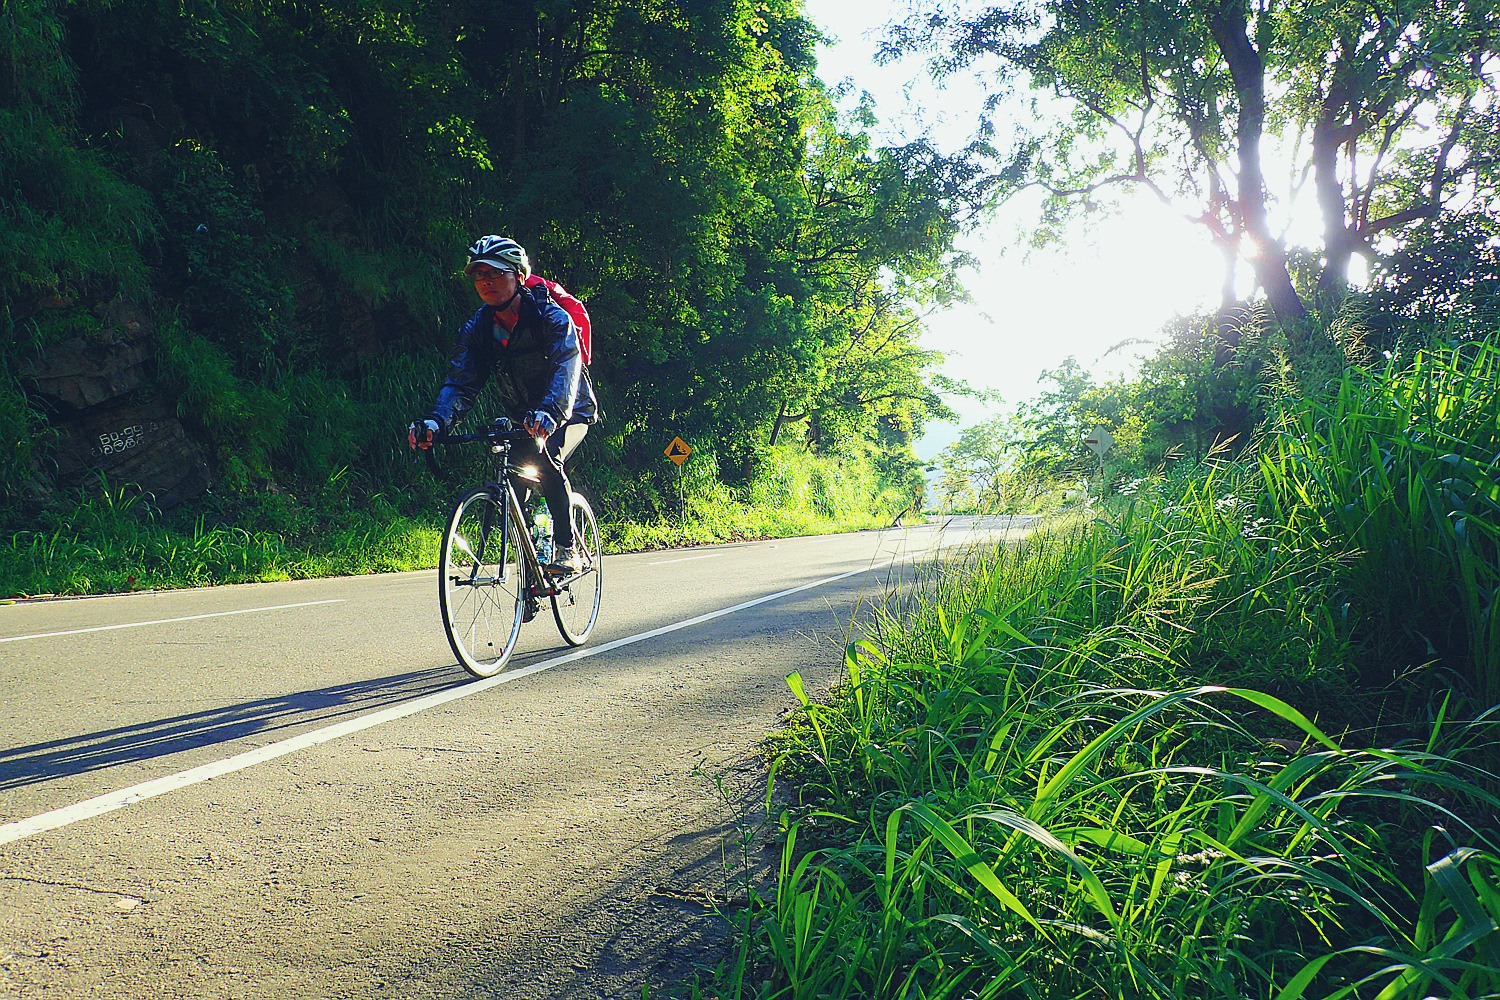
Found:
[426,284,599,432]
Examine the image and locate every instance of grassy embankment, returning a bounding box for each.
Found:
[0,443,913,597]
[701,342,1500,999]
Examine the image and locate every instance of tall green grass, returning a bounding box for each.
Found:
[707,341,1500,999]
[718,525,1498,1000]
[1261,342,1500,705]
[750,649,1498,998]
[0,479,441,595]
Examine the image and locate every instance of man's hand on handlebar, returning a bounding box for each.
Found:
[524,410,556,444]
[408,418,439,450]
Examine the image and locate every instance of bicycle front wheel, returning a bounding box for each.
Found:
[551,493,602,646]
[440,487,527,677]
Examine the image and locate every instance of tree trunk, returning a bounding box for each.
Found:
[1211,223,1240,368]
[768,401,809,447]
[1218,237,1238,312]
[768,399,788,447]
[1312,103,1355,302]
[1208,1,1308,327]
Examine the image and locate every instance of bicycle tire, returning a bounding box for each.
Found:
[439,487,528,677]
[551,493,602,646]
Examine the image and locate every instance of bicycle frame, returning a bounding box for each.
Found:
[497,466,552,596]
[432,421,560,599]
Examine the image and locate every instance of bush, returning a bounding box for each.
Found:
[598,443,908,551]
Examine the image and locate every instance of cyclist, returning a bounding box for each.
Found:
[409,235,598,575]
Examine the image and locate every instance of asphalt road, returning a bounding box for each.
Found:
[0,516,1029,999]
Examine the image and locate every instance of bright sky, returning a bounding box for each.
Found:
[801,0,1227,458]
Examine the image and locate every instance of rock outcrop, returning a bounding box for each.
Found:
[48,399,212,509]
[22,297,212,508]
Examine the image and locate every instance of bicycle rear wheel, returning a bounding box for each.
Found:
[440,487,527,677]
[551,493,601,646]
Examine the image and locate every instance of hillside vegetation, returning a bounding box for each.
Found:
[3,0,971,596]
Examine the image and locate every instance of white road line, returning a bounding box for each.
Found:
[0,600,347,643]
[0,528,1018,847]
[646,553,725,565]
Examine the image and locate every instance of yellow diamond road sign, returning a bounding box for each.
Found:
[665,437,692,466]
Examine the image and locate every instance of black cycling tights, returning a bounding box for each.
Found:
[533,422,587,548]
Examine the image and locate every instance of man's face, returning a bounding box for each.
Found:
[471,264,520,307]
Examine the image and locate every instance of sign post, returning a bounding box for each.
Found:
[664,437,692,524]
[1082,426,1115,498]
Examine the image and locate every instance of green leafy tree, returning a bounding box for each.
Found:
[1369,210,1500,342]
[1014,356,1167,485]
[887,0,1500,325]
[935,460,975,511]
[933,413,1022,504]
[748,91,985,455]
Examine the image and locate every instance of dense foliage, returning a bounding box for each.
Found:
[2,0,976,555]
[712,331,1500,1000]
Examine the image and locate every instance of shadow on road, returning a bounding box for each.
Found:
[0,667,467,790]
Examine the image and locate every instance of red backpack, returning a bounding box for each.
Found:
[525,275,592,366]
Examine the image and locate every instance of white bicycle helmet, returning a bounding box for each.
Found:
[464,235,531,279]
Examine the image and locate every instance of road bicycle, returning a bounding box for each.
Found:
[429,417,602,678]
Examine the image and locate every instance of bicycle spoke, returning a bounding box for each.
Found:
[551,494,601,646]
[440,488,527,677]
